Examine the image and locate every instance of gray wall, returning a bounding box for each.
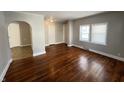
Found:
[73,12,124,57]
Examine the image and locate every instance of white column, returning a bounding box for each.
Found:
[67,20,73,47]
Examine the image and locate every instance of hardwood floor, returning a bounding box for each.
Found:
[11,46,33,60]
[4,43,124,82]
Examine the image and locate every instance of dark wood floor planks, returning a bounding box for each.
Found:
[4,43,124,82]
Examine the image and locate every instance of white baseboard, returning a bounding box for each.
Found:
[10,44,31,48]
[10,45,20,48]
[67,44,72,47]
[0,59,12,82]
[55,41,65,44]
[33,51,46,56]
[45,42,65,46]
[72,44,124,62]
[89,49,124,62]
[20,44,32,47]
[72,44,85,49]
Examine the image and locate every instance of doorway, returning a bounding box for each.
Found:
[8,21,33,61]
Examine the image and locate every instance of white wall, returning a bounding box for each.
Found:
[63,24,65,42]
[4,12,46,56]
[8,23,21,48]
[8,22,32,48]
[44,21,49,46]
[64,22,69,44]
[55,22,64,43]
[44,21,55,45]
[0,11,46,81]
[64,21,73,46]
[45,21,64,46]
[68,21,73,46]
[48,22,56,44]
[0,12,11,81]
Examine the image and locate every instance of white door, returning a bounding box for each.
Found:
[8,23,21,48]
[48,23,55,45]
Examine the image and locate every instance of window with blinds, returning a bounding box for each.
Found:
[91,23,107,45]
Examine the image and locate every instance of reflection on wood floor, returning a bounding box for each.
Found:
[5,43,124,82]
[11,46,33,60]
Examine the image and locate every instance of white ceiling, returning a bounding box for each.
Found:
[24,11,104,22]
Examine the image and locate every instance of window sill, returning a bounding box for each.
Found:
[79,40,107,46]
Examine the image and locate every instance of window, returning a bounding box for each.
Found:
[79,23,107,45]
[91,23,107,45]
[79,25,90,42]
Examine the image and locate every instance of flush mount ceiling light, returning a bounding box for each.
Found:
[47,16,56,23]
[50,19,54,22]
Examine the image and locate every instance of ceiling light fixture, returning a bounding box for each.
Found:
[50,19,54,22]
[47,16,56,23]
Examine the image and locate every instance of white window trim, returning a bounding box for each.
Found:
[79,24,90,42]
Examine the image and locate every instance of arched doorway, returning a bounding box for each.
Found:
[8,21,33,61]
